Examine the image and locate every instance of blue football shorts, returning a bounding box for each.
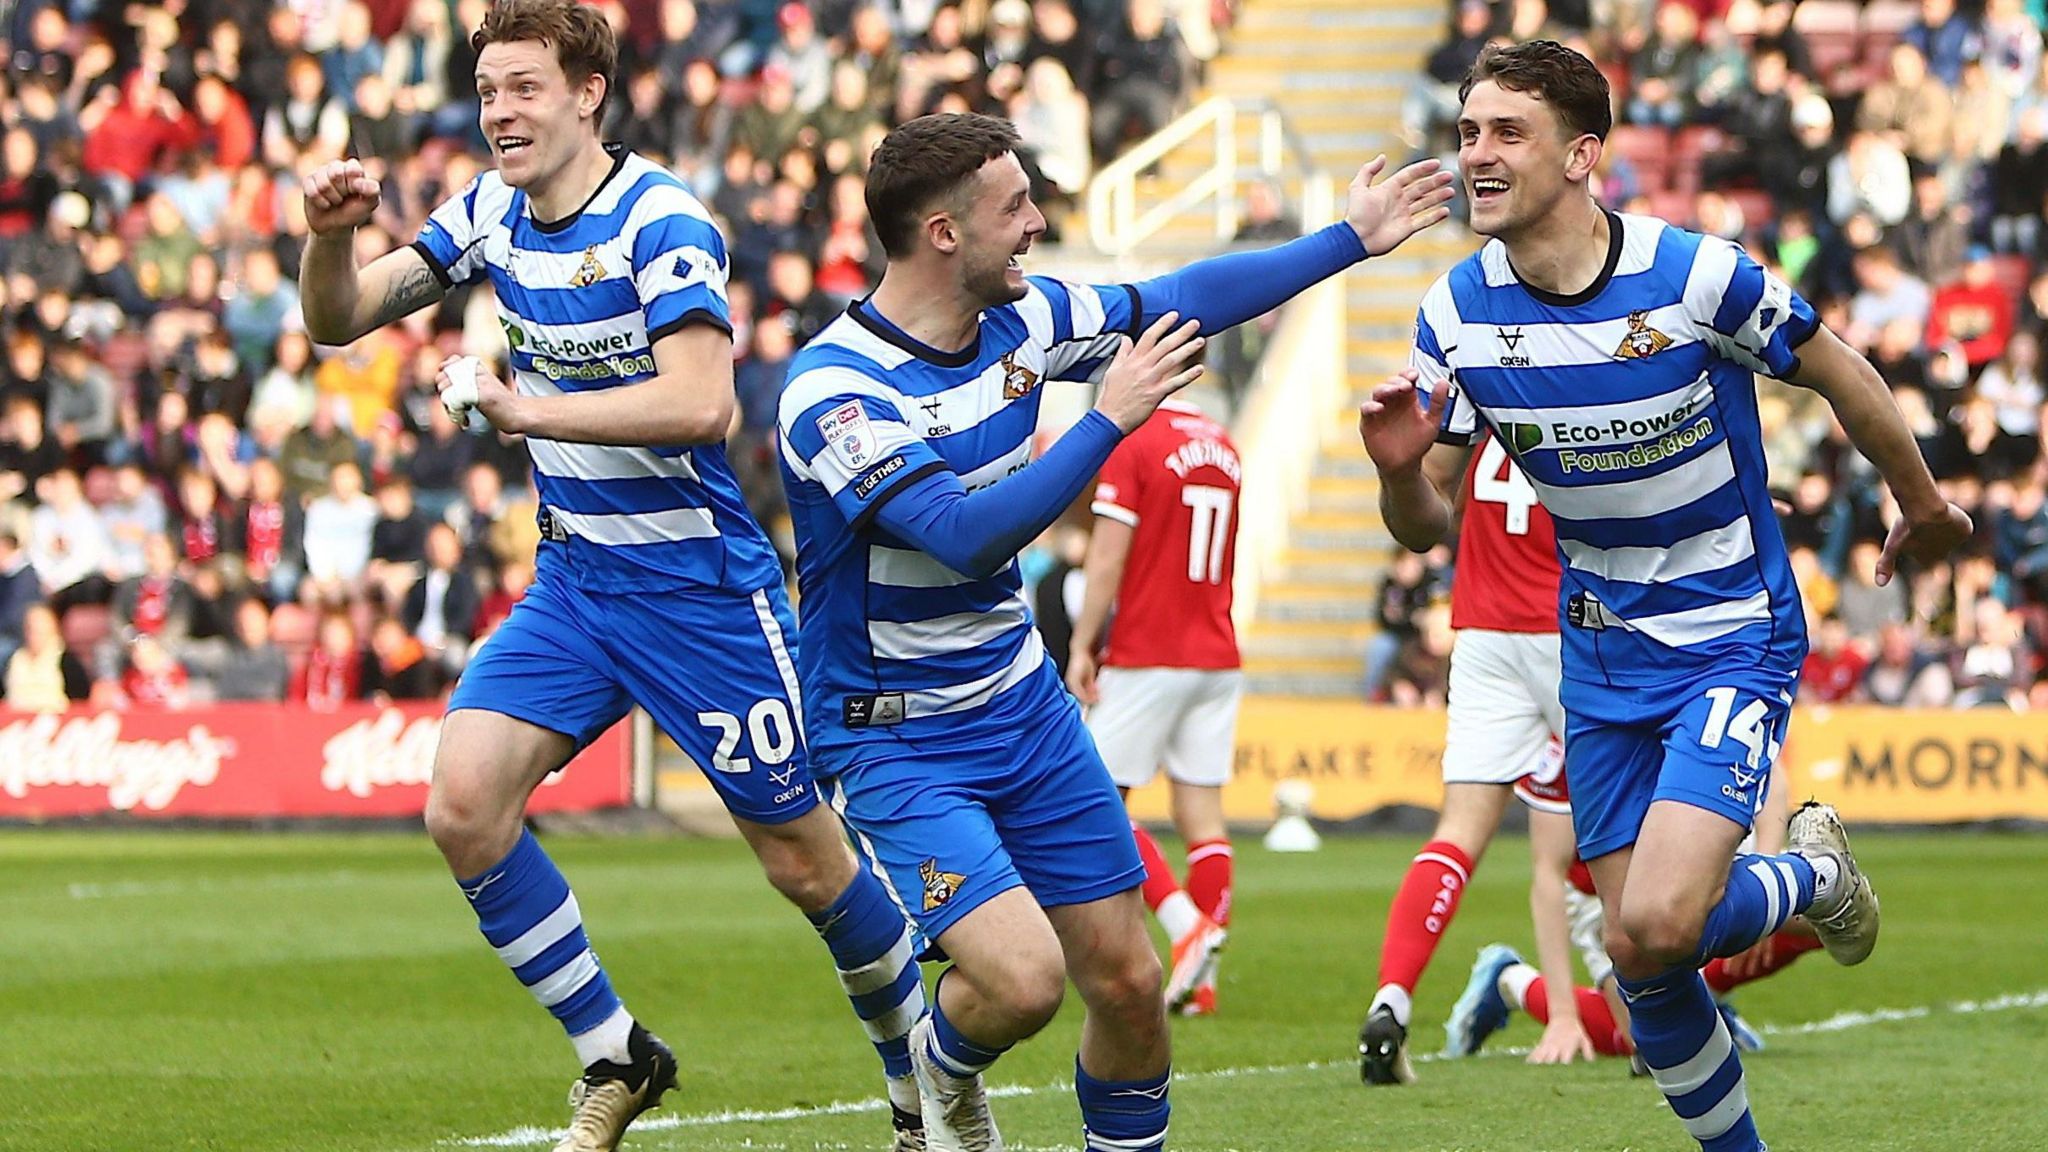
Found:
[1561,664,1797,860]
[820,667,1146,944]
[449,574,819,824]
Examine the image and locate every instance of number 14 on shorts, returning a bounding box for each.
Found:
[1697,686,1786,771]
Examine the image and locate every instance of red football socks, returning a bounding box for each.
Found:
[1376,840,1476,992]
[1185,838,1233,925]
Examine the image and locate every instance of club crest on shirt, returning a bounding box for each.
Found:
[920,859,967,911]
[1000,353,1041,400]
[569,244,605,288]
[1614,311,1673,360]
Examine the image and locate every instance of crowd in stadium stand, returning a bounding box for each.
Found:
[0,0,1226,712]
[1374,0,2048,710]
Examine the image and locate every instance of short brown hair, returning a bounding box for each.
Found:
[865,113,1022,258]
[472,0,618,122]
[1460,41,1612,142]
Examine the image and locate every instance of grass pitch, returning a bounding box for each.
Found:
[0,828,2042,1152]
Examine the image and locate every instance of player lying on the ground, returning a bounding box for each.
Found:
[1067,398,1245,1018]
[776,112,1452,1151]
[1444,767,1822,1066]
[300,4,933,1150]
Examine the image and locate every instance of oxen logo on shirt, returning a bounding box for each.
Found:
[1000,353,1041,400]
[1613,311,1673,360]
[569,245,606,288]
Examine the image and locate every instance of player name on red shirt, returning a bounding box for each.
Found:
[1450,435,1561,634]
[1091,400,1242,670]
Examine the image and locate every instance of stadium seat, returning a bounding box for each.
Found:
[270,603,316,653]
[1808,35,1865,85]
[81,467,116,506]
[1607,126,1674,193]
[1725,188,1779,230]
[1993,254,2033,304]
[61,605,112,656]
[1793,0,1862,33]
[1863,0,1921,34]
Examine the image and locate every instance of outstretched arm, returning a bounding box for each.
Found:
[1131,157,1455,336]
[1790,326,1971,584]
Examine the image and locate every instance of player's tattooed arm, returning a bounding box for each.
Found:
[301,238,446,345]
[366,258,445,331]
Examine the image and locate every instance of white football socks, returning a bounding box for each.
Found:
[571,1005,636,1068]
[1155,891,1202,940]
[1371,984,1413,1029]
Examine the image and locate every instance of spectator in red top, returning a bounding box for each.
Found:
[111,533,196,647]
[473,560,532,640]
[293,613,363,709]
[121,635,192,709]
[191,74,257,170]
[233,458,306,603]
[79,68,200,211]
[1927,247,2019,371]
[1801,615,1870,704]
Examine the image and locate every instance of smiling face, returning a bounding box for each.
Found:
[476,39,603,190]
[1457,79,1600,242]
[955,152,1045,307]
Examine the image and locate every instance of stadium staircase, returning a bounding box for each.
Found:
[1130,0,1470,696]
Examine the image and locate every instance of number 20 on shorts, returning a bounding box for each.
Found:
[696,699,798,774]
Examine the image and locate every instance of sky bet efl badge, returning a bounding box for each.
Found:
[818,400,877,470]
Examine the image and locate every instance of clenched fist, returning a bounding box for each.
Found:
[303,159,383,237]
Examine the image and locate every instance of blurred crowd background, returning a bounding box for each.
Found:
[0,0,1226,711]
[2,0,2038,718]
[1365,0,2048,711]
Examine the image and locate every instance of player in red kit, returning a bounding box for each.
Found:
[1444,764,1824,1067]
[1068,399,1243,1016]
[1359,433,1576,1083]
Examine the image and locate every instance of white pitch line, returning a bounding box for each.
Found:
[63,869,368,900]
[444,987,2048,1150]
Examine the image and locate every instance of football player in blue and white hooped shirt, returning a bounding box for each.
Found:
[295,4,931,1149]
[1357,42,1972,1152]
[777,112,1453,1151]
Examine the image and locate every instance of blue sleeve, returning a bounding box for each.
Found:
[1691,235,1819,380]
[411,176,490,288]
[781,385,941,529]
[1129,222,1368,336]
[630,200,733,341]
[872,412,1125,579]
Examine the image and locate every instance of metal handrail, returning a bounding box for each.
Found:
[1086,95,1337,258]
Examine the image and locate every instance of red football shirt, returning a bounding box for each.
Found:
[1449,434,1561,634]
[1091,400,1242,669]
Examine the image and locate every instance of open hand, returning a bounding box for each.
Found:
[1357,369,1448,479]
[1875,502,1973,586]
[1347,156,1458,256]
[1527,1017,1598,1065]
[1066,646,1100,707]
[1095,311,1206,434]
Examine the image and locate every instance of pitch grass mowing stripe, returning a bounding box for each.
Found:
[444,987,2048,1149]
